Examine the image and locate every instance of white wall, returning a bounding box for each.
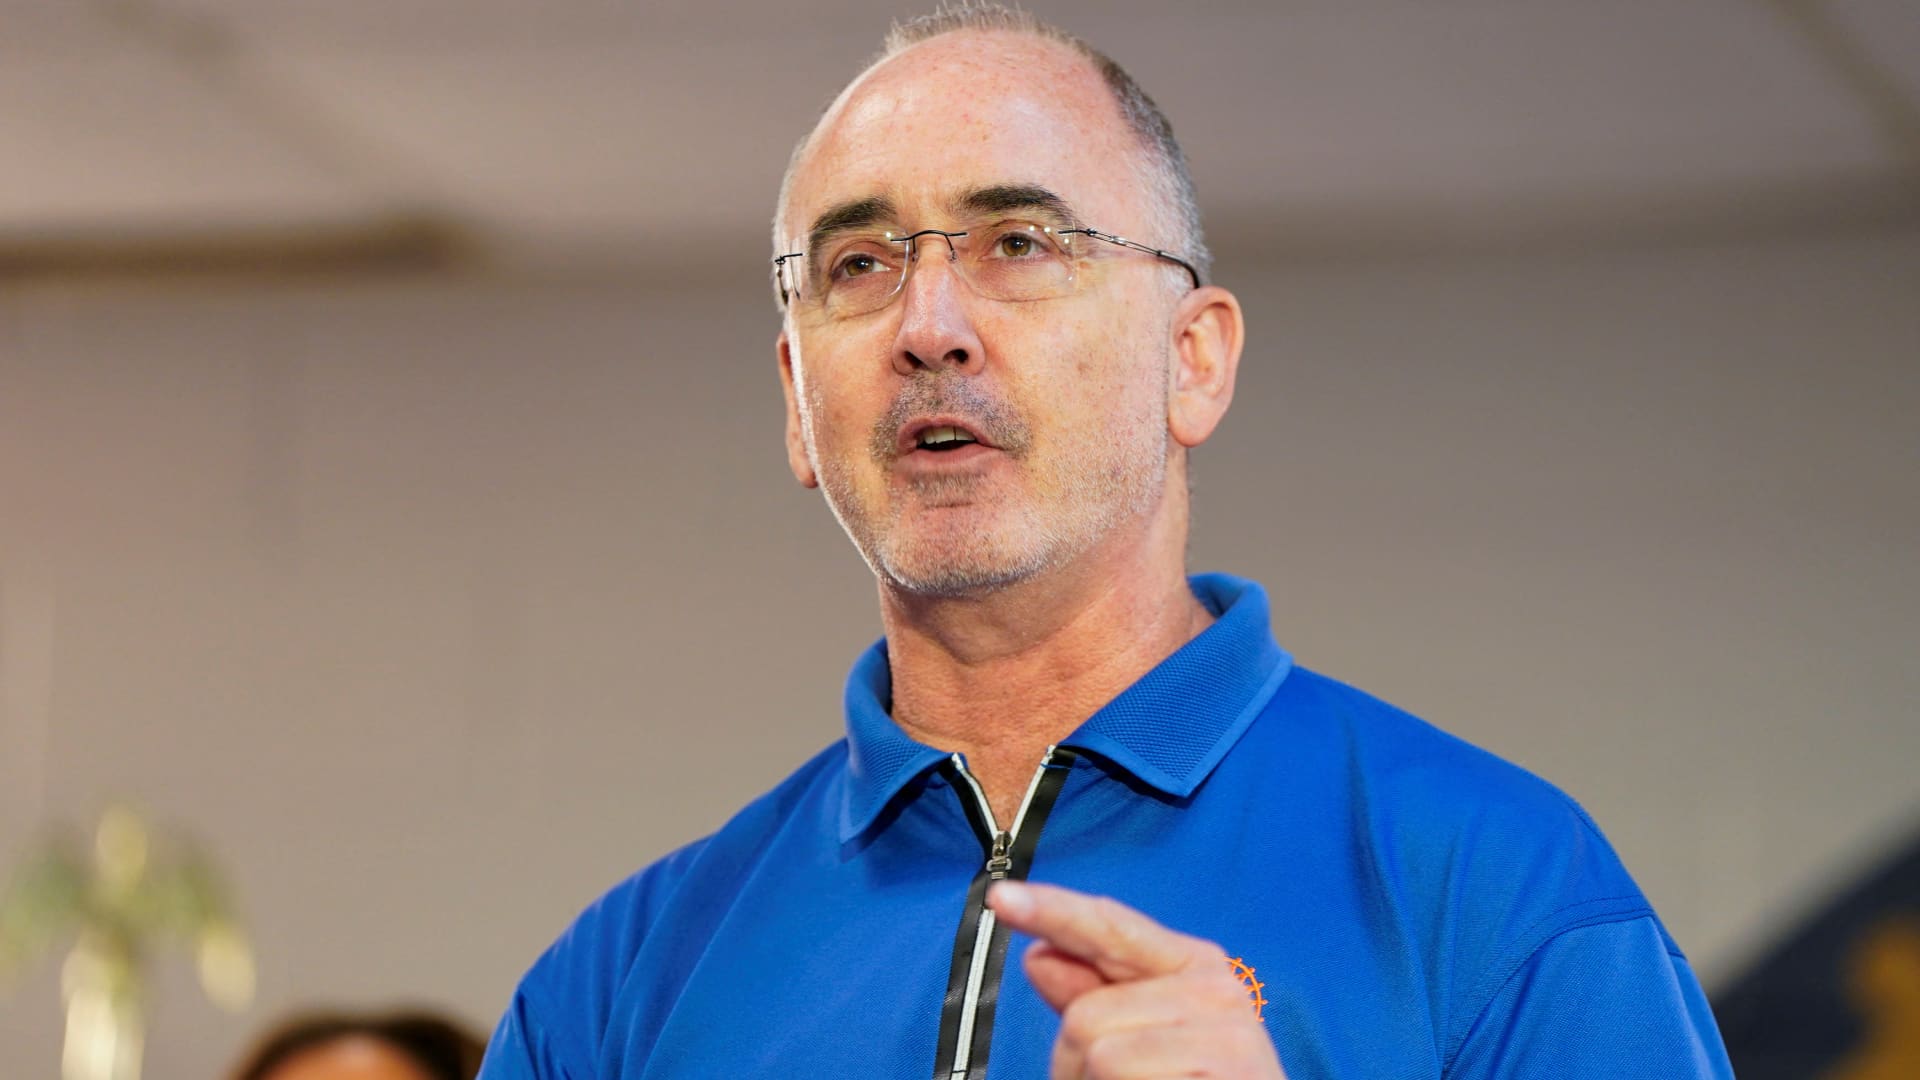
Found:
[1,225,1916,1075]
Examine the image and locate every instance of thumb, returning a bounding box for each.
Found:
[1024,941,1108,1013]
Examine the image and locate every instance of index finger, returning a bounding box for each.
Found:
[987,880,1216,982]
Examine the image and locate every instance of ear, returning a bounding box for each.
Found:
[777,332,820,488]
[1166,285,1244,448]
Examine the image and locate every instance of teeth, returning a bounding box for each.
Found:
[918,425,978,447]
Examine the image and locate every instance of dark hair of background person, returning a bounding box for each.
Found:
[227,1009,486,1080]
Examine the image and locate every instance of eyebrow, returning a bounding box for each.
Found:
[807,195,898,252]
[803,185,1085,253]
[950,184,1080,226]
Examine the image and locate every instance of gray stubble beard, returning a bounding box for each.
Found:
[808,372,1170,600]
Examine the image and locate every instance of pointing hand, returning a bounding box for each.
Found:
[988,880,1288,1079]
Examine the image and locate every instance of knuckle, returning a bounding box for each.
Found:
[1167,936,1220,974]
[1058,1002,1100,1047]
[1205,971,1251,1009]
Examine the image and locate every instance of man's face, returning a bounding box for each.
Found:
[778,32,1184,597]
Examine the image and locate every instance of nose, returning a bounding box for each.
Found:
[890,242,986,378]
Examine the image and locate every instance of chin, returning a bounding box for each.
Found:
[880,561,1035,599]
[872,527,1061,599]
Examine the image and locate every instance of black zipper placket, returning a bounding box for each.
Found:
[932,745,1077,1080]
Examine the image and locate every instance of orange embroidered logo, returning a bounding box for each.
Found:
[1226,955,1267,1020]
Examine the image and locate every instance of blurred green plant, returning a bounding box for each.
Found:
[0,806,254,1080]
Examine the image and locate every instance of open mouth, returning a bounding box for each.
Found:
[914,425,980,453]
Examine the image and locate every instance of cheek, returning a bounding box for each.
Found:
[1052,318,1166,421]
[795,340,886,457]
[800,378,856,456]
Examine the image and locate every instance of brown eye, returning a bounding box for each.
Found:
[838,253,880,278]
[997,233,1036,257]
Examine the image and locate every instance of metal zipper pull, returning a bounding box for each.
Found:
[985,831,1013,879]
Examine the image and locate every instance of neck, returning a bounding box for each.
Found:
[879,498,1213,825]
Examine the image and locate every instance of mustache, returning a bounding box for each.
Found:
[868,377,1032,462]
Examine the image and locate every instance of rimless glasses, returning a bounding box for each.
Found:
[774,218,1202,320]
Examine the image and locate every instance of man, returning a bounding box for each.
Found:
[480,5,1733,1078]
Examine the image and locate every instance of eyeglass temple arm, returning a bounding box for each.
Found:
[1067,228,1202,290]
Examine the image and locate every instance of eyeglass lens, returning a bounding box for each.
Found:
[794,220,1083,319]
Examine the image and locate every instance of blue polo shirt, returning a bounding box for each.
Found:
[480,574,1732,1078]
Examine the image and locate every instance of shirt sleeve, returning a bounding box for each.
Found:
[1446,915,1734,1079]
[476,981,592,1080]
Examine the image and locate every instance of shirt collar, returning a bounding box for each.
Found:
[838,573,1293,843]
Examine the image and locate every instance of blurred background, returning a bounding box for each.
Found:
[1,0,1916,1075]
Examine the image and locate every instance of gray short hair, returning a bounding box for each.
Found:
[773,1,1210,294]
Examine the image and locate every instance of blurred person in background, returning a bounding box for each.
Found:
[480,4,1734,1077]
[229,1009,485,1080]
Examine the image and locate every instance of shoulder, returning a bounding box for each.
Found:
[1262,668,1660,996]
[1269,666,1635,897]
[501,740,851,1064]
